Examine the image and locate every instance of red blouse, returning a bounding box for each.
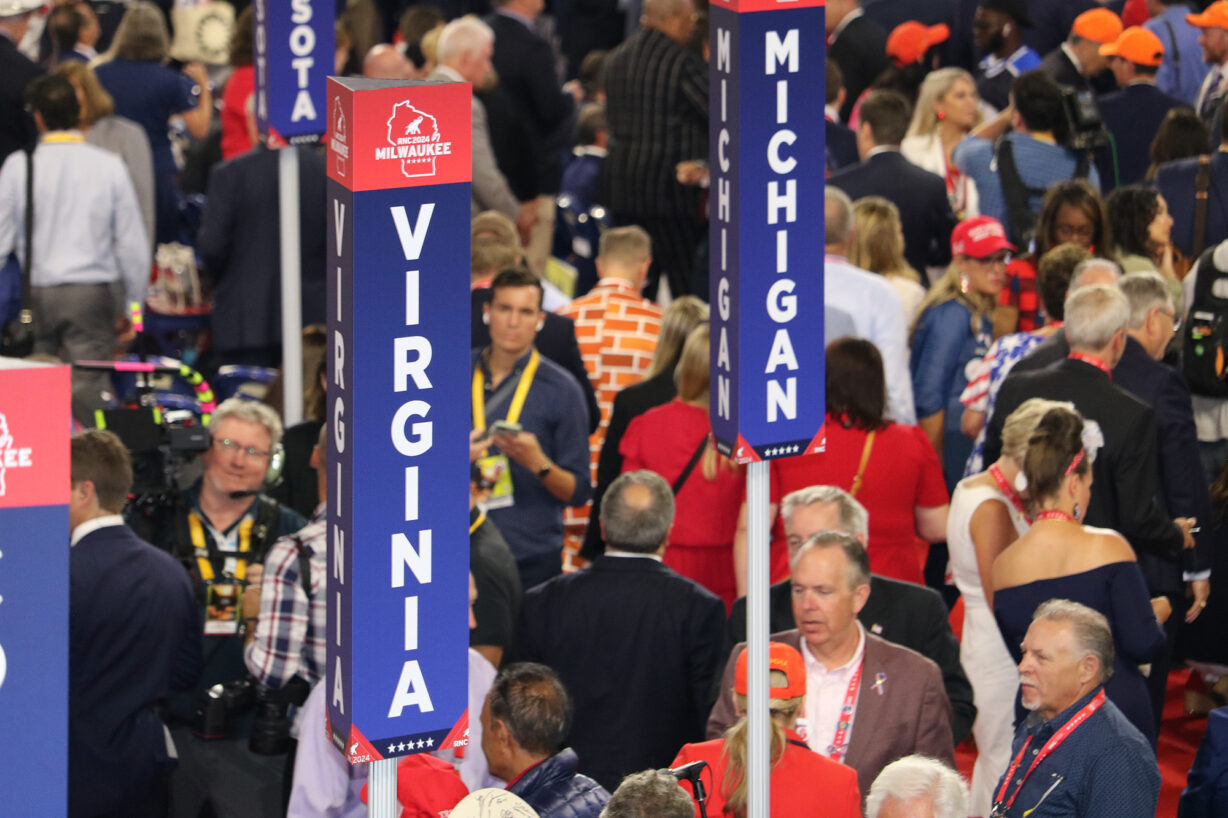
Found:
[769,417,948,584]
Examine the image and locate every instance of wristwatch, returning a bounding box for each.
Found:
[536,461,553,479]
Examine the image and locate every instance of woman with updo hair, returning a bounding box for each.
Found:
[991,406,1168,745]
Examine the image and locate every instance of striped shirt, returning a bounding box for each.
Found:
[602,27,708,218]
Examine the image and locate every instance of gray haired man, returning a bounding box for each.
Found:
[724,485,975,744]
[513,471,726,792]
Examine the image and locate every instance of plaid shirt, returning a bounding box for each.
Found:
[244,505,326,689]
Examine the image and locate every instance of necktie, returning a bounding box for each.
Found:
[1203,65,1223,119]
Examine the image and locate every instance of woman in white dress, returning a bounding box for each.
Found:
[901,67,983,221]
[947,397,1066,817]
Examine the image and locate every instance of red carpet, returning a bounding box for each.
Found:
[954,667,1204,817]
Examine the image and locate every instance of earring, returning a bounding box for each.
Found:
[1073,502,1082,521]
[937,110,946,121]
[959,274,970,295]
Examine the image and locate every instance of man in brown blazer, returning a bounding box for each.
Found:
[707,532,955,795]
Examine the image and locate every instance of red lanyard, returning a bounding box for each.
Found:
[1068,352,1112,378]
[1035,509,1075,523]
[993,689,1106,813]
[827,659,864,763]
[988,465,1031,523]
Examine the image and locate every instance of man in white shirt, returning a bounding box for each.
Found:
[708,531,955,794]
[824,187,916,425]
[0,73,148,421]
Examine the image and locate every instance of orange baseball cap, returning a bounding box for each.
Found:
[1072,8,1123,44]
[735,642,807,699]
[1188,0,1228,29]
[1099,26,1165,67]
[886,21,951,68]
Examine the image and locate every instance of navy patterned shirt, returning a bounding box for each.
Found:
[993,687,1160,818]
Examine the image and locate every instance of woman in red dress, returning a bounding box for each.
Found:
[747,338,949,585]
[621,325,745,610]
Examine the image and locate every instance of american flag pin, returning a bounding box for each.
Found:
[871,623,883,634]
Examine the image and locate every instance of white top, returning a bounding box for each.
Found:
[800,624,866,757]
[900,132,981,218]
[886,275,926,325]
[825,253,916,425]
[947,478,1029,611]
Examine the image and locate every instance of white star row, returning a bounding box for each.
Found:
[763,444,801,457]
[386,737,436,754]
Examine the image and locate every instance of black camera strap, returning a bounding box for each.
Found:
[291,534,313,599]
[995,137,1091,247]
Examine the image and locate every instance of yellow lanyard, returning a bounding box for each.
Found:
[469,510,486,534]
[41,131,86,145]
[472,349,540,432]
[188,511,253,582]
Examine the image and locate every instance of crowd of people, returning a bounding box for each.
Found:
[11,0,1228,815]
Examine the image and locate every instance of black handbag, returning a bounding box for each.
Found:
[1,147,35,358]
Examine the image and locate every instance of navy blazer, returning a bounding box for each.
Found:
[1113,336,1214,593]
[513,555,726,792]
[828,149,957,274]
[70,524,200,816]
[197,145,327,355]
[1097,83,1184,189]
[985,357,1185,559]
[830,14,888,123]
[470,287,599,433]
[1155,152,1228,258]
[0,35,43,163]
[826,119,859,174]
[486,12,575,193]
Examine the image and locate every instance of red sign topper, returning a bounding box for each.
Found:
[707,0,823,13]
[327,77,473,192]
[0,364,70,509]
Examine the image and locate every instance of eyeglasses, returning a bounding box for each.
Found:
[971,252,1012,266]
[215,437,271,460]
[1161,309,1183,333]
[1054,223,1095,242]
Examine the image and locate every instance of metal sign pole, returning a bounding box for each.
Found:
[746,460,771,816]
[279,146,303,425]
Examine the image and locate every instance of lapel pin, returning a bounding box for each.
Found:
[873,672,887,696]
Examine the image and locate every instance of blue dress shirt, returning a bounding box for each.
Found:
[994,688,1160,817]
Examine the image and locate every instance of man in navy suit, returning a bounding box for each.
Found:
[513,470,725,791]
[486,0,578,273]
[828,89,958,275]
[69,430,200,817]
[1097,27,1185,189]
[1155,108,1228,258]
[825,58,860,173]
[197,115,326,370]
[0,0,43,164]
[1114,272,1213,733]
[827,0,888,122]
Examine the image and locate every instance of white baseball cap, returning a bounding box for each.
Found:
[0,0,46,18]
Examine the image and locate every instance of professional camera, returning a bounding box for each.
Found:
[1060,87,1110,152]
[249,676,312,755]
[193,679,258,740]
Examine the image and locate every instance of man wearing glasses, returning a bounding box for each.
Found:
[129,398,306,818]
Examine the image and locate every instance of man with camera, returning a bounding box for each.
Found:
[954,70,1101,244]
[128,397,307,818]
[69,429,200,818]
[241,422,329,807]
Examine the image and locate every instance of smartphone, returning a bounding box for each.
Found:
[492,420,523,435]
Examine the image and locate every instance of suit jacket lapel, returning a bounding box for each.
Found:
[844,634,886,773]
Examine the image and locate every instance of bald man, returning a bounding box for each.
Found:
[512,470,726,793]
[362,43,414,79]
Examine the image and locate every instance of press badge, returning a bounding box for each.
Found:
[477,453,514,509]
[203,581,243,635]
